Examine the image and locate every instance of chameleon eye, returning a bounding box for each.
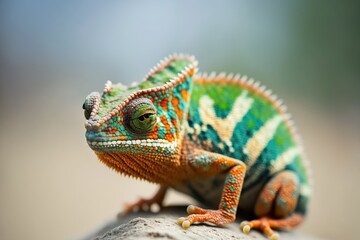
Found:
[124,98,157,134]
[83,92,100,120]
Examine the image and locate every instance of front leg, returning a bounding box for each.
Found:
[177,148,246,229]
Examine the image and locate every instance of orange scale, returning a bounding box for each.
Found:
[149,134,157,139]
[159,98,169,112]
[174,108,183,124]
[180,89,189,102]
[159,115,171,126]
[188,68,195,76]
[171,96,179,108]
[164,132,175,142]
[170,118,179,137]
[105,127,118,134]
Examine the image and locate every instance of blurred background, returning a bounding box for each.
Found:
[1,1,359,239]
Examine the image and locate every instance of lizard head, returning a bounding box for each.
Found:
[83,54,197,182]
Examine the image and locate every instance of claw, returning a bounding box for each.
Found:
[243,224,251,234]
[270,233,280,240]
[182,220,191,229]
[240,220,249,230]
[186,205,196,214]
[177,217,191,229]
[177,217,185,224]
[240,220,251,234]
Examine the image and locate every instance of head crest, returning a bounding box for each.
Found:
[85,53,198,129]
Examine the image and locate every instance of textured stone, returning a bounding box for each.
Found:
[85,206,321,240]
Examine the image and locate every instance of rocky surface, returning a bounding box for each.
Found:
[84,206,321,240]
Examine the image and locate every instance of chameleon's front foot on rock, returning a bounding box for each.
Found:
[177,205,235,229]
[240,219,279,240]
[240,214,303,240]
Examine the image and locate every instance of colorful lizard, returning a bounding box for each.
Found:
[83,54,312,240]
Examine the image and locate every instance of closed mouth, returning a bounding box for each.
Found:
[86,138,178,152]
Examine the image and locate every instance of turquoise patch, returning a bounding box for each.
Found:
[225,175,237,184]
[227,207,237,214]
[191,153,217,171]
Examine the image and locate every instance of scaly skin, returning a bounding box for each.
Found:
[83,54,312,239]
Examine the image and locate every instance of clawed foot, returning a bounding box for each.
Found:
[240,219,280,240]
[124,186,167,213]
[177,205,235,229]
[124,197,162,213]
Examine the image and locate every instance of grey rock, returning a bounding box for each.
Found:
[85,206,322,240]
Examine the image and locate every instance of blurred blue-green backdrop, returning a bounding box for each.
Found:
[1,1,359,240]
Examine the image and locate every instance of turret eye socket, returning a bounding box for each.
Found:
[124,98,157,134]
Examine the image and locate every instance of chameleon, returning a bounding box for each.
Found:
[83,54,312,240]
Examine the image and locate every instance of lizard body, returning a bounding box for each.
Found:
[83,54,312,239]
